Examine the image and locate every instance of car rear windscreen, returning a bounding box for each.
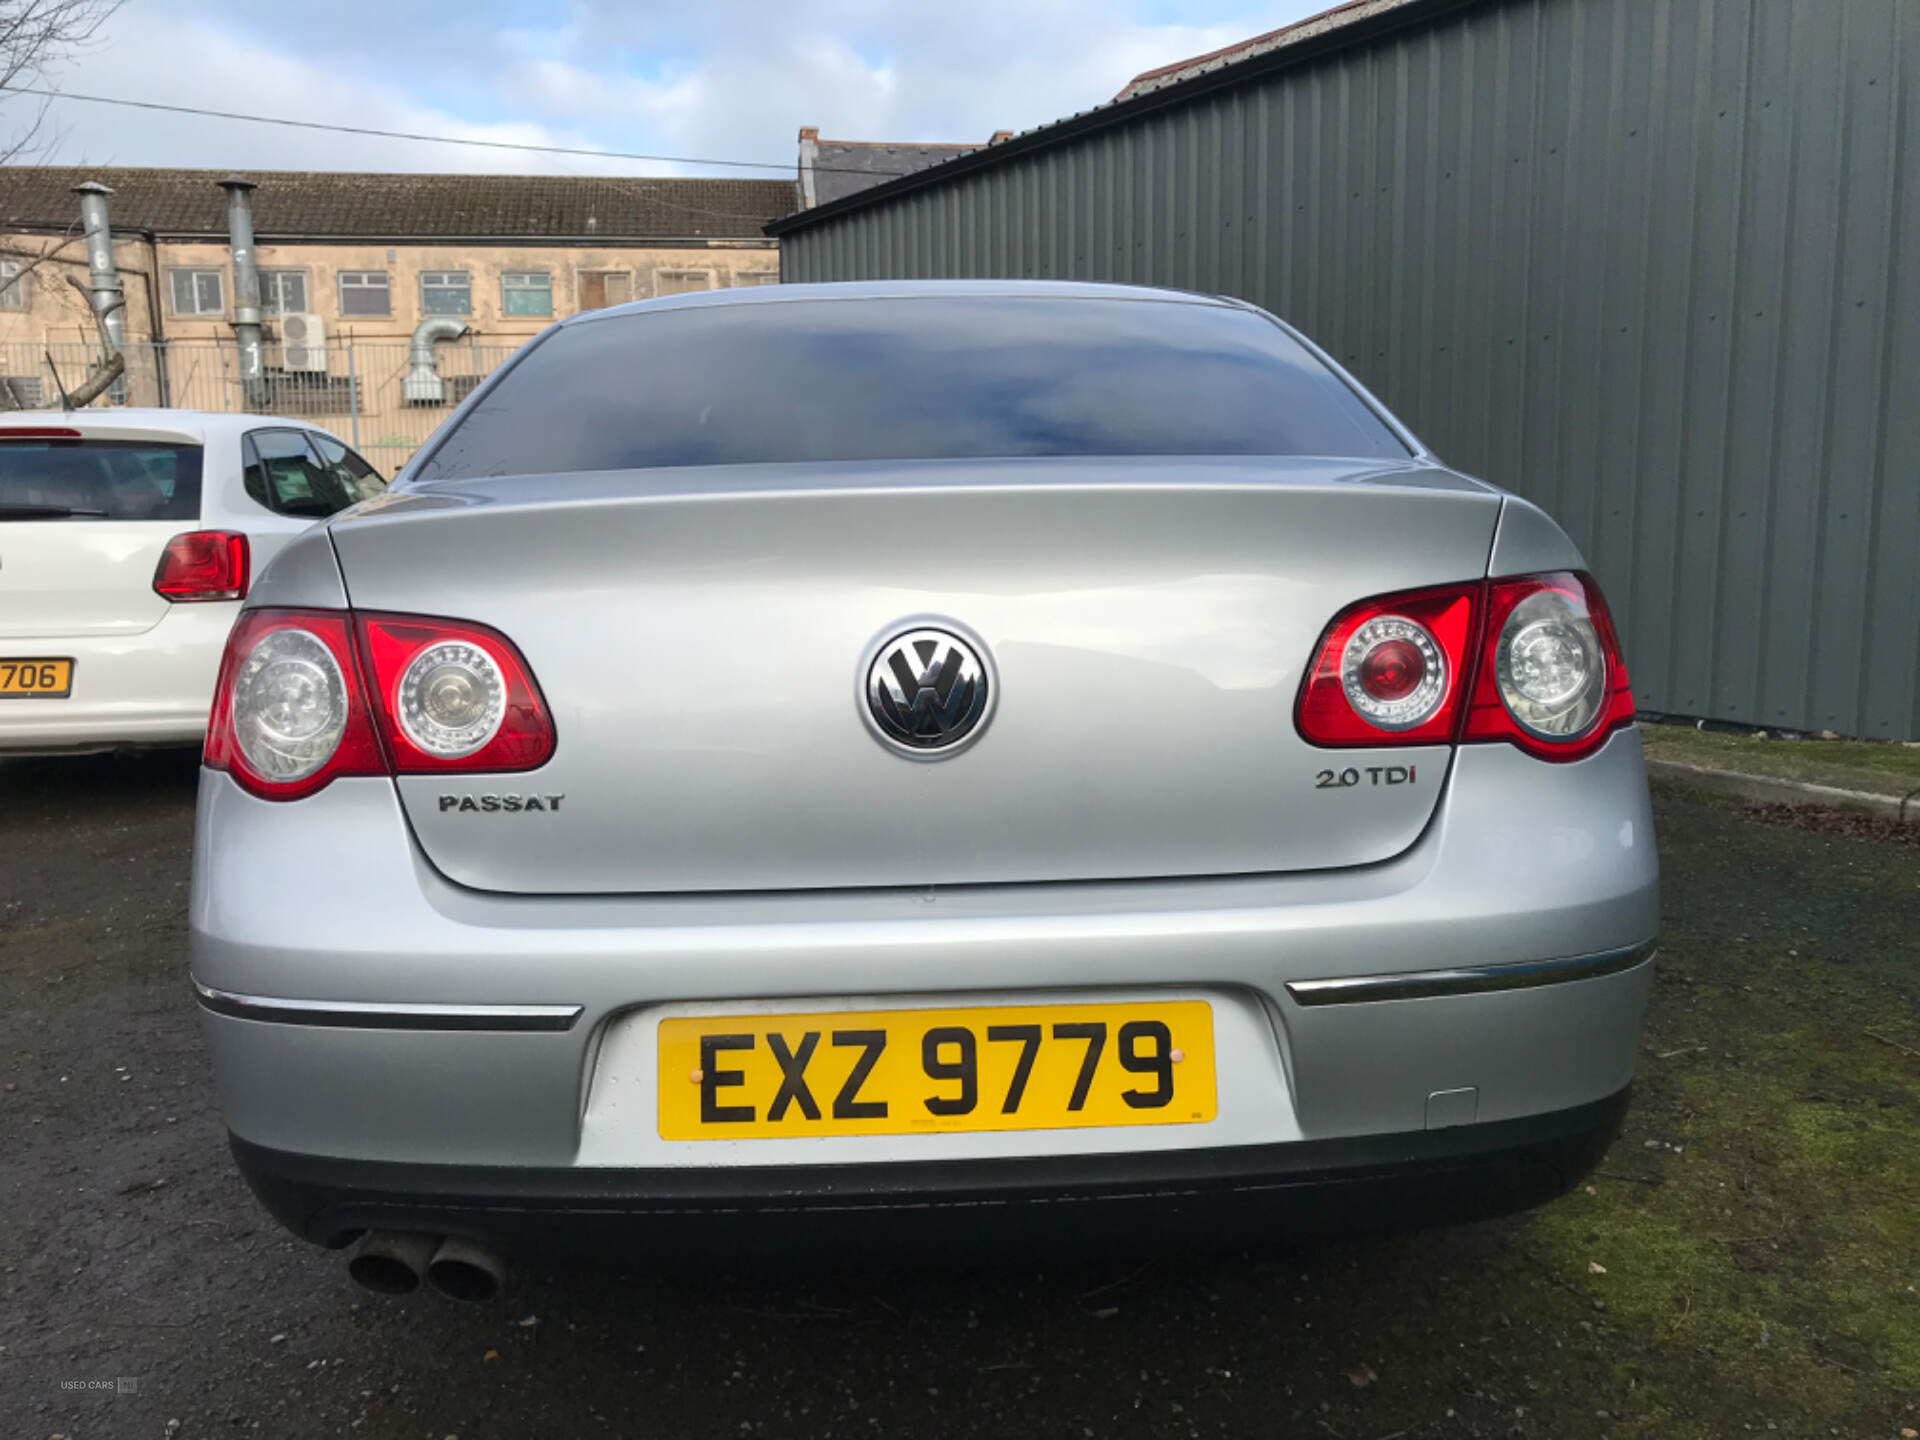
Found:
[414,296,1410,481]
[0,440,203,520]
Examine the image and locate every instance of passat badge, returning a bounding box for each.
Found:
[439,793,565,813]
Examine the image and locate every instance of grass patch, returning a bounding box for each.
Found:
[1641,721,1920,799]
[1491,791,1920,1434]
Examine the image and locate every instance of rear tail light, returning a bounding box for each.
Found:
[1296,583,1477,745]
[204,608,553,799]
[354,614,554,773]
[1297,571,1632,763]
[204,611,384,799]
[1462,572,1634,760]
[154,530,249,602]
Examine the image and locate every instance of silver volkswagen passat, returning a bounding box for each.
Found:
[190,282,1656,1299]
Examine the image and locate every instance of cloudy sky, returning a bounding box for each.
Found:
[10,0,1321,177]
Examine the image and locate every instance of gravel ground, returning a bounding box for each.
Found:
[1,749,1916,1439]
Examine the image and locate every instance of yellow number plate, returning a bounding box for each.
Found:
[658,1000,1216,1140]
[0,658,73,698]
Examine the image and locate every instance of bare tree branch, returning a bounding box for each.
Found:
[0,225,81,285]
[60,341,120,405]
[0,1,121,167]
[62,267,122,405]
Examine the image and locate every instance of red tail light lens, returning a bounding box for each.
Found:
[204,609,385,799]
[1295,583,1477,745]
[154,530,250,602]
[1296,571,1633,762]
[1463,571,1634,760]
[354,614,554,773]
[205,608,554,798]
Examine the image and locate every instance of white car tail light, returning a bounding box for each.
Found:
[204,609,553,799]
[154,530,249,602]
[1298,571,1633,762]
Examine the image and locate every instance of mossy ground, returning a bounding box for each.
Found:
[1479,782,1920,1435]
[1642,721,1920,800]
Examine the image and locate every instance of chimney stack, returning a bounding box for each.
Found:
[219,176,267,405]
[71,181,125,355]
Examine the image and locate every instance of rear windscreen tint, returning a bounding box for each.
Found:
[415,297,1409,480]
[0,440,203,519]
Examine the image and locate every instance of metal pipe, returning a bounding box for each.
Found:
[346,340,359,447]
[346,1231,439,1296]
[402,316,468,405]
[219,176,266,406]
[71,181,125,355]
[426,1236,508,1302]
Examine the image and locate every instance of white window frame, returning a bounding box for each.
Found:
[260,269,309,316]
[419,270,472,316]
[0,259,30,311]
[337,270,391,318]
[576,269,633,310]
[500,270,552,317]
[169,268,225,317]
[654,269,715,297]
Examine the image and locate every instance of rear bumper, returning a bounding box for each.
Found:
[192,728,1658,1240]
[231,1087,1630,1257]
[0,601,236,752]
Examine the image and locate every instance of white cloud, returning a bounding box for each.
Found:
[12,0,1322,176]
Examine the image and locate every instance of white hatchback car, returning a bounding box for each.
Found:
[0,409,385,754]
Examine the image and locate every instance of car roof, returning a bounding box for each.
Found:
[565,278,1238,327]
[0,409,337,444]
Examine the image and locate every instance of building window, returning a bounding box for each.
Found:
[576,270,632,310]
[337,271,390,317]
[169,268,224,317]
[0,260,30,311]
[501,270,552,317]
[655,271,713,297]
[260,270,308,315]
[745,272,781,286]
[420,270,471,316]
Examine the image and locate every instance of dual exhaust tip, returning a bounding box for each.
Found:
[346,1231,505,1302]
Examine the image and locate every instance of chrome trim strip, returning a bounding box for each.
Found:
[1284,941,1657,1007]
[191,979,581,1032]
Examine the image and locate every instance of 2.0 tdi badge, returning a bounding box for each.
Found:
[862,625,993,758]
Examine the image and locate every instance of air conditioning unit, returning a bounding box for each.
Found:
[280,312,328,373]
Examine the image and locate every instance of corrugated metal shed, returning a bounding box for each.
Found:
[772,0,1920,739]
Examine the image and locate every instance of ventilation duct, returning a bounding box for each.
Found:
[403,316,469,405]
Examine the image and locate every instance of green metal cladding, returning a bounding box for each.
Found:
[777,0,1920,738]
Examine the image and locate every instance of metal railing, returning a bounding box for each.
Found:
[0,338,526,469]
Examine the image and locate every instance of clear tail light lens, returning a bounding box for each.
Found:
[230,626,351,781]
[205,608,553,798]
[355,614,554,773]
[204,610,384,799]
[1464,571,1634,760]
[1298,570,1633,762]
[154,530,249,602]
